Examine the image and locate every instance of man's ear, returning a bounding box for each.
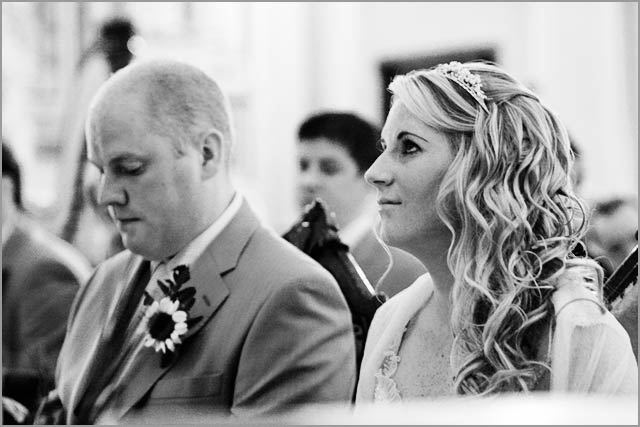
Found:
[200,128,224,178]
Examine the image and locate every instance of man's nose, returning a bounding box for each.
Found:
[299,167,322,189]
[364,155,393,188]
[97,175,127,207]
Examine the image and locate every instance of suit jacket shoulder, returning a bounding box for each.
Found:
[62,201,356,423]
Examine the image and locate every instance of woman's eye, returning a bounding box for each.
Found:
[401,139,420,155]
[377,139,387,153]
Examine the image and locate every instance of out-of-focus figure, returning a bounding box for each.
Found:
[58,17,141,265]
[2,142,92,423]
[296,112,426,297]
[586,197,638,280]
[586,196,638,361]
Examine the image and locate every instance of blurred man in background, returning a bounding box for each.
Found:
[2,142,91,423]
[296,112,426,297]
[586,197,637,281]
[585,196,638,360]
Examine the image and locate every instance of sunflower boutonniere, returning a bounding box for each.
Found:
[142,265,203,367]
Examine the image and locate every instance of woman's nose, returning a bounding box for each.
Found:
[364,155,393,188]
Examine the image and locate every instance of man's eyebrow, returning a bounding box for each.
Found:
[397,131,429,144]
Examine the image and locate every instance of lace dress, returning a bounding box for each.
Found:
[372,329,406,403]
[356,268,637,404]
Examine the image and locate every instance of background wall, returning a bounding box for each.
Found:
[2,2,637,234]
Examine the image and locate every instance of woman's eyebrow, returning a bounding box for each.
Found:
[397,131,429,144]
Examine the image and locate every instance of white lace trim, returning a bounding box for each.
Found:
[373,331,405,403]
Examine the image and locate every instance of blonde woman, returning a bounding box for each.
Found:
[356,61,637,401]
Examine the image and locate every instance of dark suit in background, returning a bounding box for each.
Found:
[3,215,91,416]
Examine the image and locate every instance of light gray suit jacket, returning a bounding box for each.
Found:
[55,201,356,423]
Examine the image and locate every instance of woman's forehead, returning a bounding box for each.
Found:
[382,102,441,141]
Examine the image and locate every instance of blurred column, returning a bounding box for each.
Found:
[246,3,313,232]
[307,3,367,115]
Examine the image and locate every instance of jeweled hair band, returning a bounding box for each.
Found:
[435,61,489,113]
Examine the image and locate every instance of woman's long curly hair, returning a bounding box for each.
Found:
[389,62,598,395]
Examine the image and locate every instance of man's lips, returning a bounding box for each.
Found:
[377,198,401,205]
[115,217,140,224]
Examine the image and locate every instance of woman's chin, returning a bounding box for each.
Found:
[377,226,408,250]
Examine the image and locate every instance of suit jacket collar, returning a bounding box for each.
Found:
[2,217,29,269]
[102,199,261,421]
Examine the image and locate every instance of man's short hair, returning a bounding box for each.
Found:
[89,60,234,162]
[297,112,381,174]
[2,141,23,209]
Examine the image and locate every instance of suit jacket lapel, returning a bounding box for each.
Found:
[181,200,261,341]
[109,200,260,420]
[69,255,147,424]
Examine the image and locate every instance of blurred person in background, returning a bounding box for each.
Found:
[58,17,141,266]
[296,112,426,298]
[585,196,638,360]
[2,142,91,423]
[356,61,637,404]
[585,197,637,281]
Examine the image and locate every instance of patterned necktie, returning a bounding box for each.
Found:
[73,260,151,424]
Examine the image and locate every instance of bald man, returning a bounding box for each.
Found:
[49,60,356,423]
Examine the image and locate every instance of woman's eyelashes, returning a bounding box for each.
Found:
[400,138,421,155]
[380,138,421,156]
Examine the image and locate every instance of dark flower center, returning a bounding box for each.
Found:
[148,312,174,340]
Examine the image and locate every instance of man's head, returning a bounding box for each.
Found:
[2,142,22,227]
[586,197,638,278]
[296,112,380,227]
[86,59,235,260]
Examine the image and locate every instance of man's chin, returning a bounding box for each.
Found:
[121,237,149,258]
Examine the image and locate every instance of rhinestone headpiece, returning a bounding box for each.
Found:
[435,61,489,113]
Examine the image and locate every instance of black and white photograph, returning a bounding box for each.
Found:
[2,2,637,425]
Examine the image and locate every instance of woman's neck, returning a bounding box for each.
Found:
[411,235,455,318]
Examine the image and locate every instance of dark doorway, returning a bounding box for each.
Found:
[379,47,497,117]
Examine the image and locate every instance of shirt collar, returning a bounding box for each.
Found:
[151,192,243,274]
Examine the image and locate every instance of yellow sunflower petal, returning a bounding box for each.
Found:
[159,297,173,313]
[175,322,188,334]
[145,301,159,318]
[172,311,187,323]
[169,300,179,314]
